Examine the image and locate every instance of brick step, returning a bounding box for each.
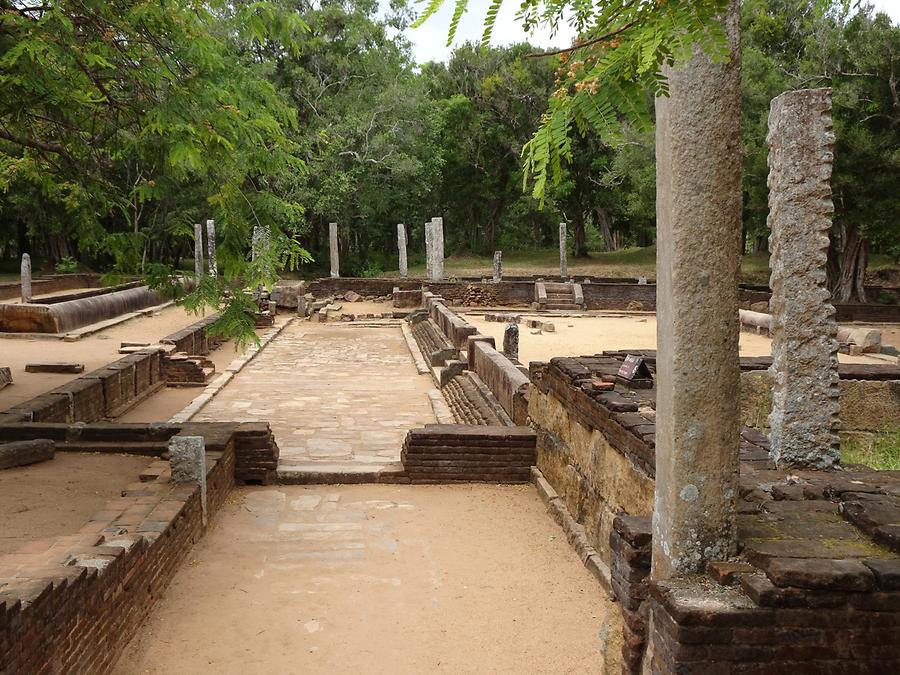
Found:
[404,439,535,448]
[401,452,536,466]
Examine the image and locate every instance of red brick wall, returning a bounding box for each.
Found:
[0,440,236,674]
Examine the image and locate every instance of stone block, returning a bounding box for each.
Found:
[25,362,85,374]
[0,438,55,469]
[168,435,206,521]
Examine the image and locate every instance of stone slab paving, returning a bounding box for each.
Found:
[192,322,436,474]
[113,484,609,674]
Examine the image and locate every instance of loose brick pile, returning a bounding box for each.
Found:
[161,353,215,386]
[401,424,535,483]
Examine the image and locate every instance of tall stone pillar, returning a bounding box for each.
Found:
[559,223,567,277]
[20,253,32,303]
[431,217,444,282]
[206,219,217,277]
[397,223,408,278]
[424,221,433,279]
[193,223,204,283]
[652,0,742,580]
[767,89,840,470]
[329,222,339,278]
[493,251,502,282]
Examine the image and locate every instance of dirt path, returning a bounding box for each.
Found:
[192,321,436,473]
[0,453,151,555]
[0,305,219,410]
[113,484,610,675]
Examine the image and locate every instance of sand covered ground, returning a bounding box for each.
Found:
[463,311,893,367]
[113,484,614,674]
[0,305,235,411]
[0,452,151,555]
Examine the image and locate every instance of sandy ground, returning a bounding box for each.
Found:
[0,452,151,555]
[463,311,892,367]
[114,484,612,675]
[0,305,229,411]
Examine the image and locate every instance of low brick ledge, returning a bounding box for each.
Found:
[0,438,236,674]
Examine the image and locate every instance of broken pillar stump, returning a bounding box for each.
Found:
[0,439,55,470]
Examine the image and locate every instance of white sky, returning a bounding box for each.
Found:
[398,0,900,64]
[400,0,576,64]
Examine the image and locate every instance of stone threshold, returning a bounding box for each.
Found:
[276,461,408,485]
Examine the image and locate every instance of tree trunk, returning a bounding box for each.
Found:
[596,207,615,252]
[572,212,587,257]
[829,224,868,304]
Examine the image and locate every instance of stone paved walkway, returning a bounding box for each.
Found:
[113,485,609,674]
[193,321,436,474]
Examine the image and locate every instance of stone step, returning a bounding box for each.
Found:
[544,303,582,310]
[276,461,407,484]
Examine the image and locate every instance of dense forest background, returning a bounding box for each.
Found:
[0,0,897,301]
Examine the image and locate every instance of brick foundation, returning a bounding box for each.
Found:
[528,351,900,674]
[0,431,235,674]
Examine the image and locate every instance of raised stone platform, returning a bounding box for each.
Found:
[529,350,900,673]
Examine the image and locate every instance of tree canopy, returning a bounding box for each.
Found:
[1,0,897,336]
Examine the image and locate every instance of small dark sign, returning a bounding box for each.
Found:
[617,354,652,382]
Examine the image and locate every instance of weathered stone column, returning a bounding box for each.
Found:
[424,221,433,279]
[503,322,519,361]
[397,223,408,278]
[559,223,567,277]
[206,219,217,277]
[493,251,502,282]
[169,435,207,524]
[431,217,444,281]
[20,253,32,303]
[767,89,840,470]
[193,223,204,283]
[329,222,339,278]
[652,0,742,580]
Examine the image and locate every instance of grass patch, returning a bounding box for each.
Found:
[404,245,780,282]
[842,428,900,471]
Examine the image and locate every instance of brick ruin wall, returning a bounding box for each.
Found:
[0,315,223,426]
[0,419,279,674]
[529,354,900,673]
[305,277,899,320]
[741,364,900,436]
